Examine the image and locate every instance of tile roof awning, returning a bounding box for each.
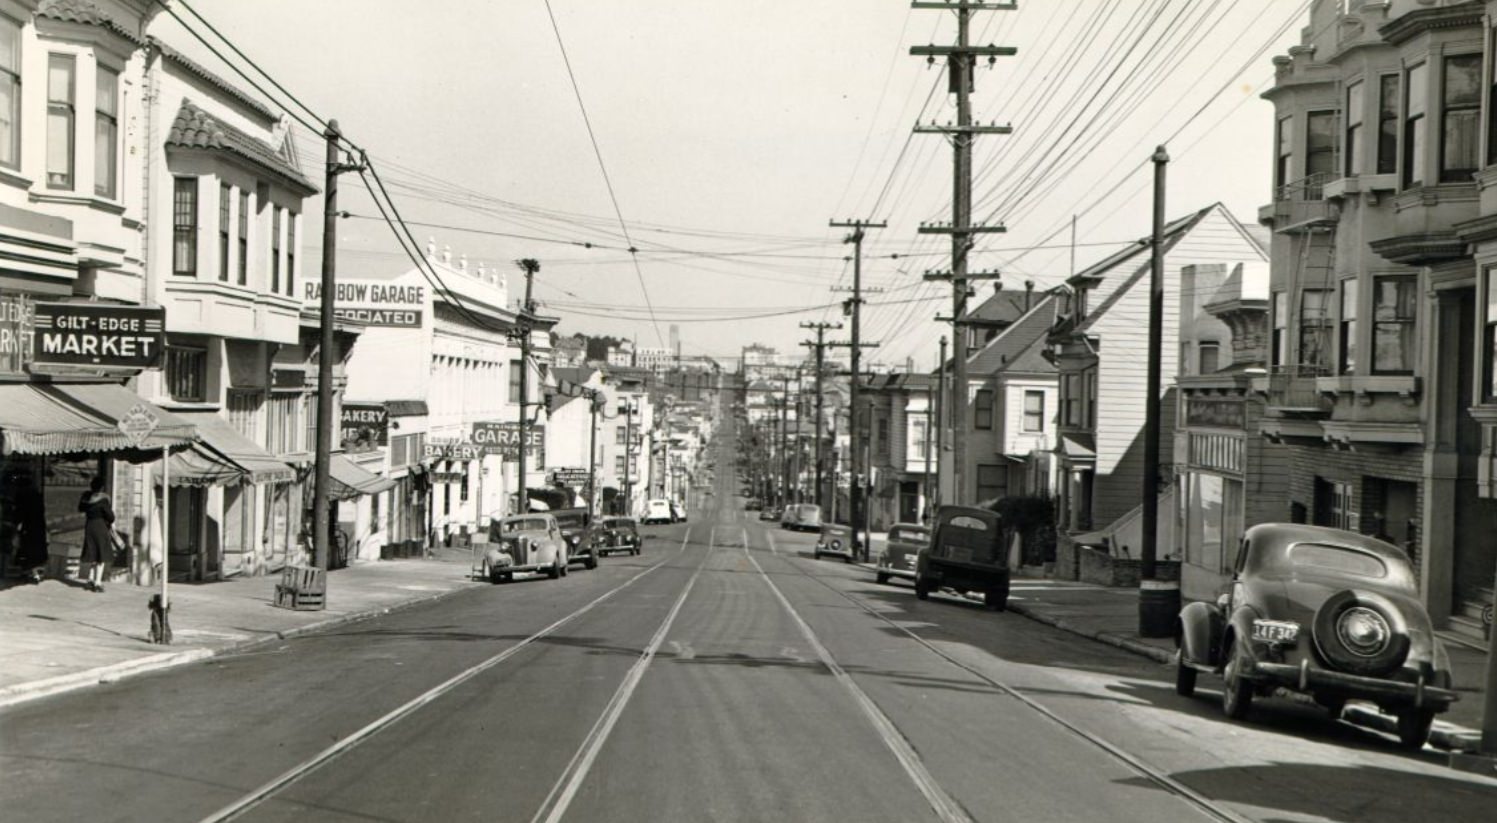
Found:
[166,99,316,195]
[329,454,396,500]
[0,383,197,456]
[176,411,296,484]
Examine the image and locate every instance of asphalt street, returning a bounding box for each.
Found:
[3,420,1497,822]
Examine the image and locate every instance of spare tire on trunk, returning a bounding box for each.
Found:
[1311,589,1409,677]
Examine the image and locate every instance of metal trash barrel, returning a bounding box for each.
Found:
[1138,578,1181,638]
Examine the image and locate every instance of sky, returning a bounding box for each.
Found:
[157,0,1310,370]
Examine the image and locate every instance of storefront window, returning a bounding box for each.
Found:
[1184,472,1244,575]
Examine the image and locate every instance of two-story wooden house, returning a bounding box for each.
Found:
[1049,203,1267,568]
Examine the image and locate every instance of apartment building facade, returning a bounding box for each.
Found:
[1260,0,1497,635]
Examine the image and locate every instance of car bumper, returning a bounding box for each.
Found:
[876,563,916,579]
[816,543,854,559]
[1252,661,1459,709]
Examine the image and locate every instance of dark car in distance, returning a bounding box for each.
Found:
[876,523,930,584]
[759,506,781,522]
[915,505,1010,611]
[592,516,640,557]
[1176,523,1457,749]
[551,508,597,570]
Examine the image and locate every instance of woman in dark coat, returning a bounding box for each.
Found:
[78,476,113,593]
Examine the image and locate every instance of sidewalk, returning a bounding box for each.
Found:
[0,549,480,708]
[990,575,1489,753]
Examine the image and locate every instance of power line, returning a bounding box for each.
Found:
[541,0,663,348]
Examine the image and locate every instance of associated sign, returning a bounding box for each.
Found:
[303,280,425,328]
[32,303,164,369]
[550,467,590,486]
[117,403,160,448]
[341,403,389,451]
[471,421,545,462]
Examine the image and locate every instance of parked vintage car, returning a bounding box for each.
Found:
[781,503,822,532]
[670,500,688,523]
[593,516,641,557]
[552,508,597,570]
[744,498,764,511]
[1176,523,1458,749]
[876,522,930,584]
[814,522,854,563]
[482,514,569,582]
[643,498,675,525]
[915,505,1010,611]
[759,506,781,522]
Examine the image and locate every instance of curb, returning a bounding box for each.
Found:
[0,577,479,710]
[1001,595,1485,754]
[1006,601,1175,664]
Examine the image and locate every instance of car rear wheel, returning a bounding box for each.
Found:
[984,587,1007,611]
[1174,651,1197,697]
[1396,708,1435,750]
[1221,635,1253,720]
[876,572,890,585]
[914,575,931,601]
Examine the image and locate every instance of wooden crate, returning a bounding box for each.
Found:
[274,565,326,611]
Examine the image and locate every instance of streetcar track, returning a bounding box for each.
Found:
[763,529,1253,823]
[739,528,975,823]
[528,523,719,823]
[200,528,697,823]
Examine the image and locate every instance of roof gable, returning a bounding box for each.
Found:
[167,99,316,194]
[968,294,1059,375]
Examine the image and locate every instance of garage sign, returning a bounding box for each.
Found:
[32,303,164,369]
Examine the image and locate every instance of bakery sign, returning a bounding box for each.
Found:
[341,403,389,451]
[31,302,164,369]
[303,279,425,328]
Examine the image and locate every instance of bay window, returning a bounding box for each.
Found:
[271,207,282,294]
[1440,54,1481,182]
[1023,390,1044,433]
[1275,115,1292,190]
[93,66,117,198]
[1378,74,1399,174]
[0,16,19,170]
[172,177,197,276]
[1404,62,1426,188]
[237,189,248,285]
[1272,292,1286,366]
[1339,279,1357,375]
[218,184,230,281]
[1485,268,1497,401]
[1306,110,1337,181]
[974,389,994,430]
[1371,275,1417,374]
[285,213,297,297]
[45,54,74,188]
[1084,369,1096,429]
[1299,289,1331,370]
[1345,80,1362,176]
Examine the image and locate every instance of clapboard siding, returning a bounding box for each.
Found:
[1087,207,1266,528]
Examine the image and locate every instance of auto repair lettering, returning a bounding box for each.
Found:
[32,303,165,369]
[303,280,426,328]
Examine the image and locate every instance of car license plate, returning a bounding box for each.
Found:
[1251,620,1300,644]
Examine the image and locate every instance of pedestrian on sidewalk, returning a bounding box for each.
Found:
[77,476,114,593]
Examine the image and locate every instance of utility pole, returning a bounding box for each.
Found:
[514,259,539,515]
[779,374,791,508]
[312,120,364,571]
[830,218,884,562]
[911,0,1015,507]
[623,397,635,515]
[801,321,841,513]
[587,389,599,514]
[935,334,947,513]
[1138,147,1177,638]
